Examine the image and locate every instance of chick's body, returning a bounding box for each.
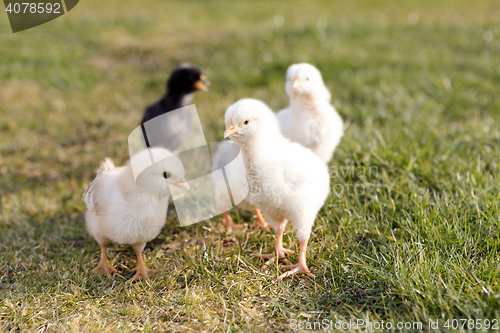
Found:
[141,63,210,153]
[277,63,343,163]
[243,139,329,242]
[224,99,330,280]
[85,164,169,246]
[84,148,189,280]
[141,63,209,124]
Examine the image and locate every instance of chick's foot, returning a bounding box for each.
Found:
[92,261,117,275]
[92,244,116,275]
[131,266,160,281]
[276,239,314,281]
[278,262,315,281]
[256,247,294,269]
[222,211,247,233]
[130,242,161,281]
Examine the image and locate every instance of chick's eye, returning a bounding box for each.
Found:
[163,172,170,179]
[306,77,309,81]
[243,119,250,125]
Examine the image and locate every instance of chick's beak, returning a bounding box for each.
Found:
[224,118,238,138]
[292,77,301,88]
[173,177,190,190]
[194,74,210,92]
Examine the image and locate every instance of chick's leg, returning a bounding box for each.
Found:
[278,238,315,281]
[253,208,271,231]
[92,243,117,274]
[222,211,247,233]
[256,219,293,269]
[131,242,160,281]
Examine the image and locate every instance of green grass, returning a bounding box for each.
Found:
[1,0,500,331]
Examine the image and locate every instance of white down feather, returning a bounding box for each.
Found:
[224,99,330,241]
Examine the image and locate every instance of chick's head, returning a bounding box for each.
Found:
[132,148,189,192]
[167,63,210,94]
[224,99,280,143]
[285,63,330,100]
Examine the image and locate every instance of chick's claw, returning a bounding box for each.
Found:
[225,222,247,234]
[254,220,271,232]
[277,263,315,281]
[92,262,117,275]
[276,239,315,281]
[255,253,274,260]
[131,267,161,281]
[255,247,293,260]
[256,247,294,270]
[264,257,292,270]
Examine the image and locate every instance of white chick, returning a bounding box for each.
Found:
[277,63,343,163]
[224,99,330,281]
[83,148,189,280]
[212,142,270,233]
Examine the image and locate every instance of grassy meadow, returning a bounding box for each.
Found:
[1,0,500,331]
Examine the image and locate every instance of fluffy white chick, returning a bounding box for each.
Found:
[212,142,270,233]
[277,63,343,163]
[224,99,330,281]
[83,148,189,280]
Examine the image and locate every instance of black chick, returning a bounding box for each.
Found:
[142,63,210,124]
[141,63,210,152]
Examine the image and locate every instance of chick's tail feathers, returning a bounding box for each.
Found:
[97,157,115,175]
[83,157,115,214]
